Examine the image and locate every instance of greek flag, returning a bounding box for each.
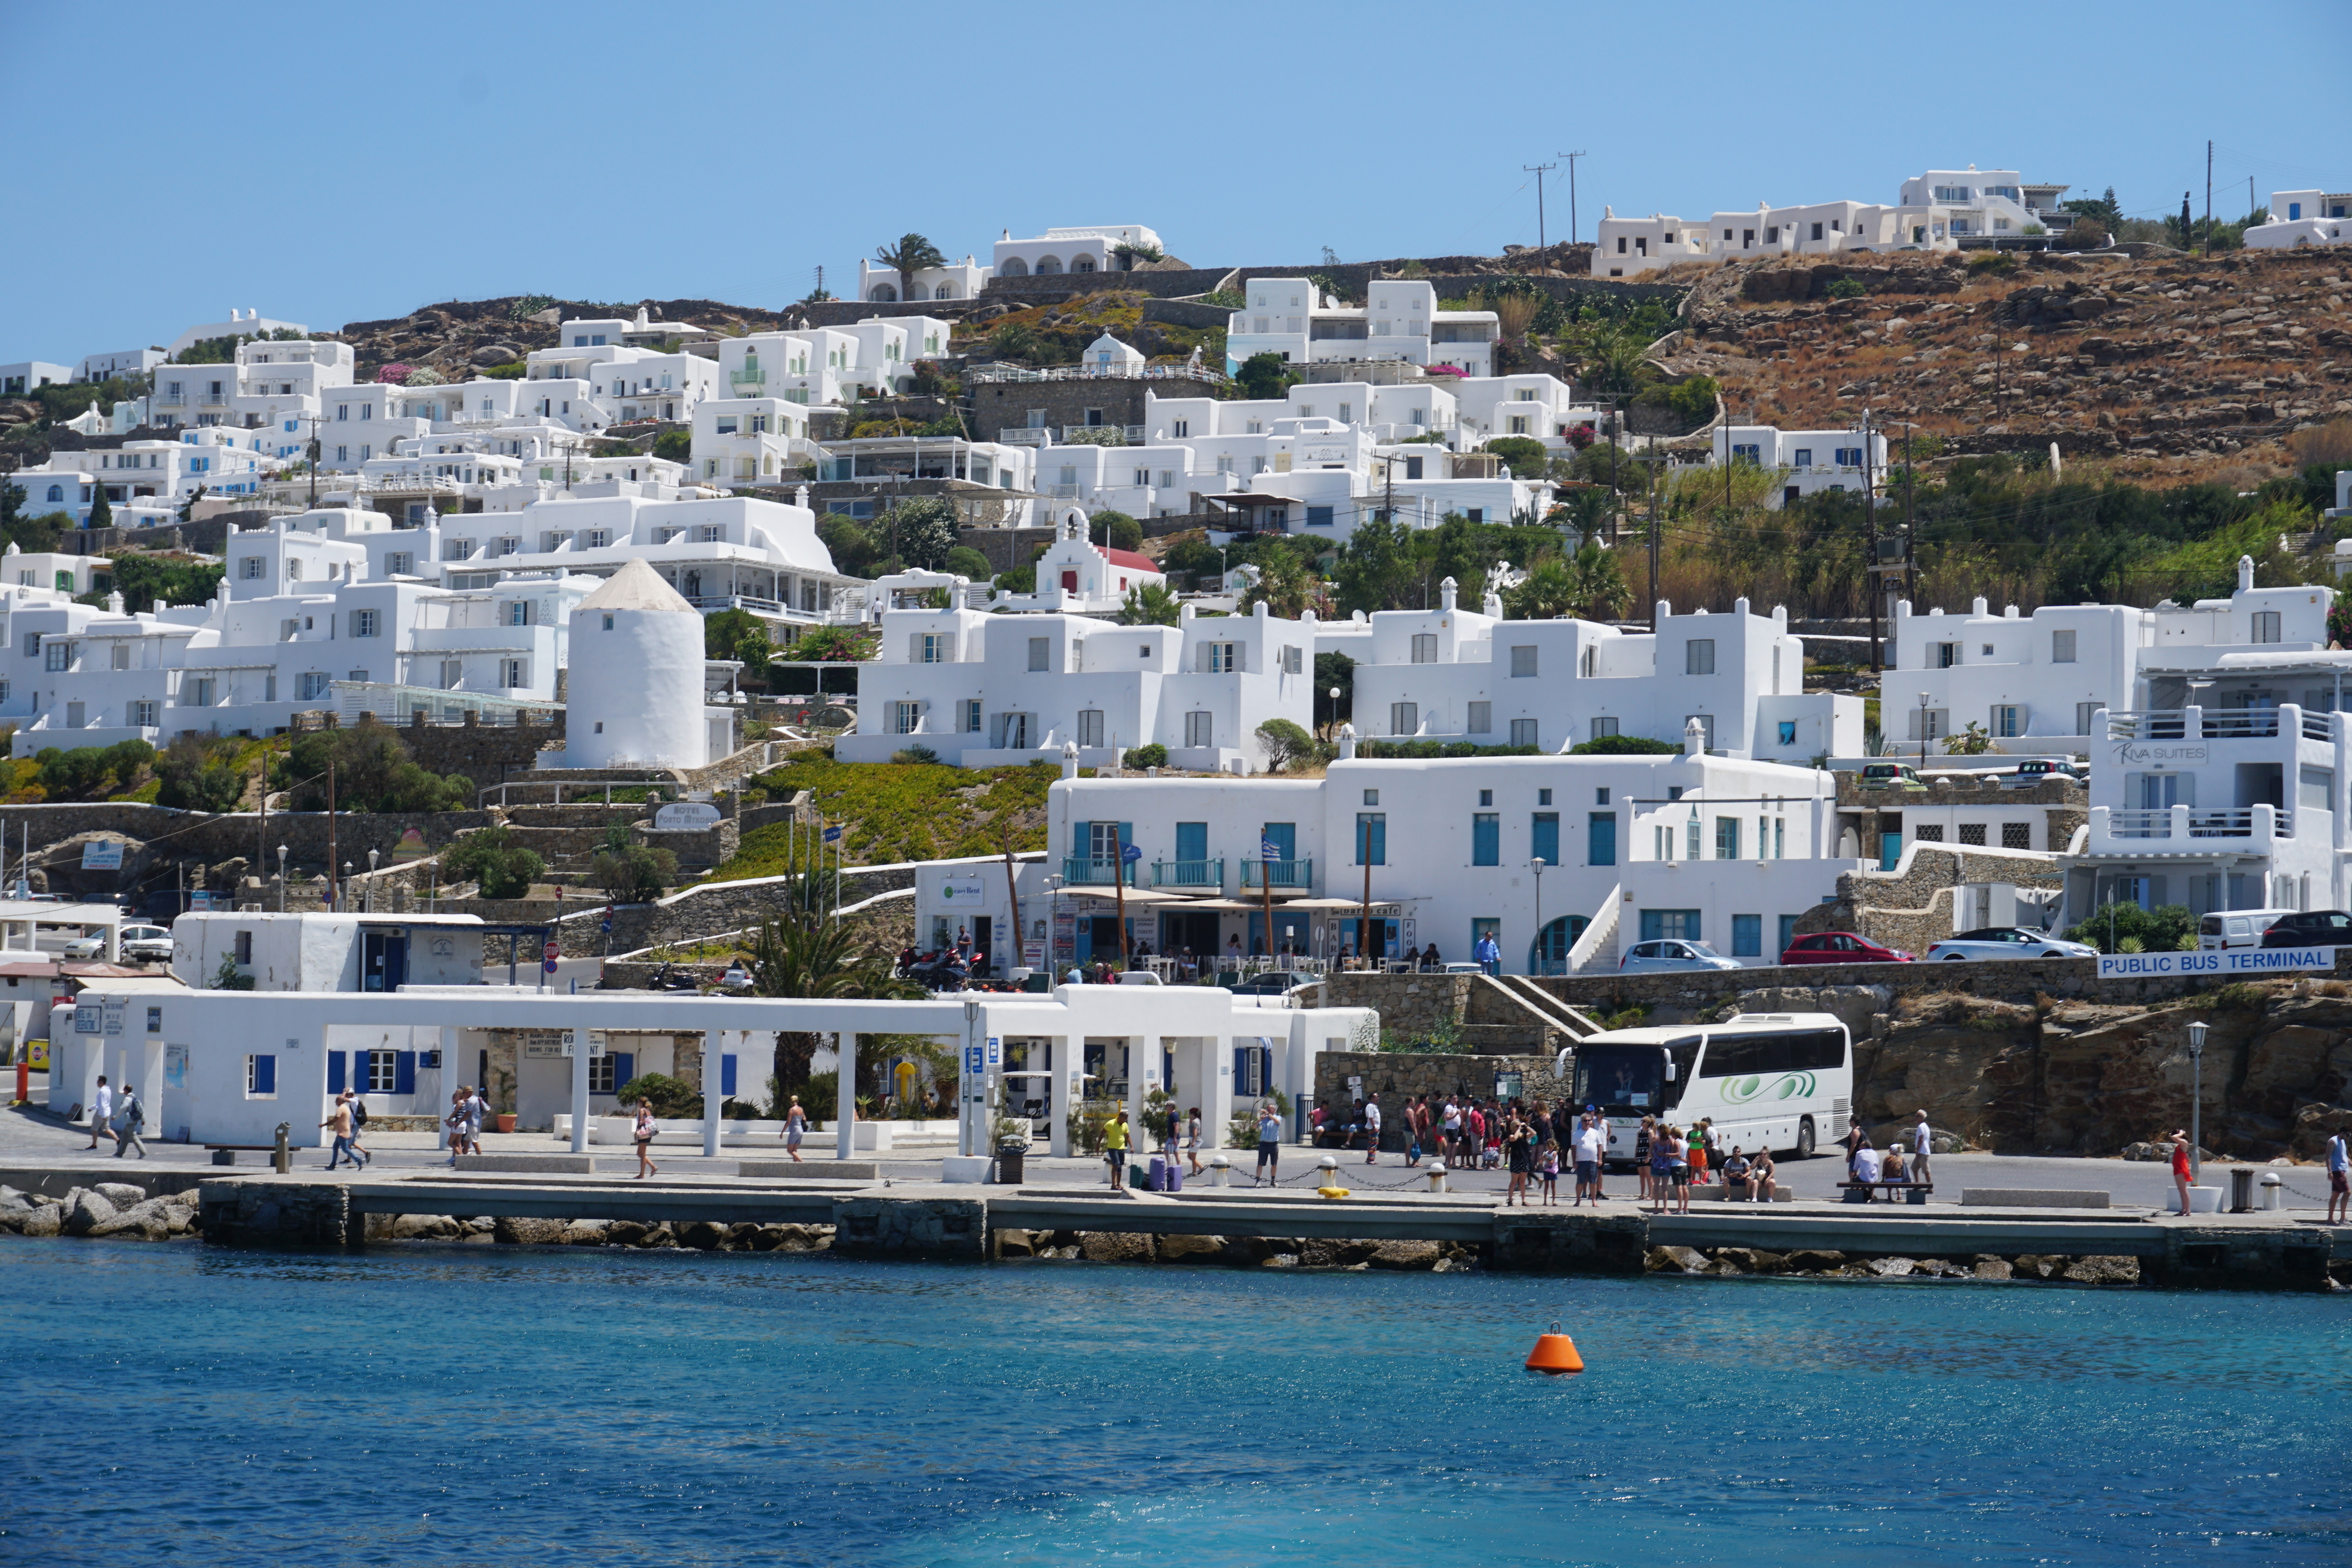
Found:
[1260,839,1282,859]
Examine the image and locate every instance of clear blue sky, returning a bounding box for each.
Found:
[4,0,2345,362]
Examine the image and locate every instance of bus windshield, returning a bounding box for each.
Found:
[1573,1044,1667,1114]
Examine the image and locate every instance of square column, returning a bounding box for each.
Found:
[701,1032,722,1157]
[836,1032,857,1160]
[569,1028,590,1153]
[1045,1036,1075,1158]
[1124,1035,1164,1156]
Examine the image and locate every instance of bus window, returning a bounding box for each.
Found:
[1665,1038,1700,1109]
[1572,1045,1665,1112]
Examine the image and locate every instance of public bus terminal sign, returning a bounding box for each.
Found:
[2096,946,2339,979]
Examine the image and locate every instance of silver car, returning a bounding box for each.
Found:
[63,923,174,961]
[1922,927,2096,962]
[1618,938,1742,974]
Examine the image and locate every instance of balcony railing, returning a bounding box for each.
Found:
[2100,707,2342,743]
[1062,855,1135,887]
[729,368,766,389]
[1061,424,1147,444]
[1242,858,1312,890]
[998,427,1053,446]
[967,364,1230,387]
[1150,858,1223,890]
[2092,804,2288,845]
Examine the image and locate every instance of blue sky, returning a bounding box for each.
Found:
[4,0,2345,362]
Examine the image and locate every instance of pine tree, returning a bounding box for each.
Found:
[85,483,112,530]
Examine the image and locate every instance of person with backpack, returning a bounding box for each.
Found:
[112,1083,148,1159]
[348,1092,372,1163]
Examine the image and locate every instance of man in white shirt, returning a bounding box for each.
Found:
[1912,1111,1934,1185]
[1852,1139,1883,1196]
[1442,1099,1462,1163]
[2327,1129,2349,1224]
[1362,1094,1382,1165]
[83,1076,114,1151]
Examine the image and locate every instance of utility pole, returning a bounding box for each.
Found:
[1561,151,1587,246]
[1632,448,1671,631]
[1862,409,1880,673]
[1523,161,1558,249]
[325,761,336,912]
[296,412,330,509]
[2206,140,2214,256]
[1902,419,1917,606]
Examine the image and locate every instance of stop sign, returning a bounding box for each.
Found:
[543,939,560,972]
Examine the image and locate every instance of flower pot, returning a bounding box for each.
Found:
[496,1114,517,1134]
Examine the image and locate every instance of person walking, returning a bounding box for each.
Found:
[1362,1092,1382,1165]
[2327,1126,2350,1224]
[1102,1109,1130,1191]
[465,1084,489,1155]
[1254,1102,1283,1186]
[1536,1138,1561,1206]
[1573,1115,1601,1205]
[2168,1128,2192,1217]
[111,1083,148,1159]
[443,1088,469,1167]
[322,1092,367,1171]
[349,1092,372,1164]
[1186,1106,1205,1176]
[83,1076,113,1151]
[1845,1115,1869,1180]
[1912,1110,1934,1186]
[632,1096,660,1178]
[783,1095,807,1162]
[1474,931,1501,977]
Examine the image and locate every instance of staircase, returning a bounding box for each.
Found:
[1562,885,1621,974]
[1491,974,1601,1039]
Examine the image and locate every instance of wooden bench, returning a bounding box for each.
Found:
[1838,1179,1933,1205]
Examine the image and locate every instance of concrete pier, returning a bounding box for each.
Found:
[185,1169,2352,1289]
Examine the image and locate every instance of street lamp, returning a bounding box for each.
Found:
[1325,685,1342,742]
[276,845,288,912]
[2186,1019,2207,1188]
[1530,857,1548,976]
[1043,873,1064,979]
[1919,691,1932,770]
[366,848,380,913]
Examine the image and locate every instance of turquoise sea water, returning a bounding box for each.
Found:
[4,1243,2347,1566]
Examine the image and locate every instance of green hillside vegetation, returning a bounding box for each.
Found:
[711,754,1067,877]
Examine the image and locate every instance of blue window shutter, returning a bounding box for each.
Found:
[720,1055,738,1096]
[1073,820,1091,856]
[393,1051,416,1095]
[326,1052,346,1094]
[252,1054,276,1095]
[612,1052,635,1088]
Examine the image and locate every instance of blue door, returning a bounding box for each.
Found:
[1588,812,1616,866]
[1531,812,1559,866]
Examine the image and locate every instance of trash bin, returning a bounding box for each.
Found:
[2230,1167,2255,1212]
[995,1142,1026,1185]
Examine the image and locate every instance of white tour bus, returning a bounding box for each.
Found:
[1558,1012,1853,1169]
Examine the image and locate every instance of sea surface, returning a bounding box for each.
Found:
[3,1242,2346,1566]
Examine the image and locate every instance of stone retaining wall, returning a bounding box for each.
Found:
[1311,1051,1564,1150]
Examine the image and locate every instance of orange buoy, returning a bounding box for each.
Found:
[1525,1322,1584,1375]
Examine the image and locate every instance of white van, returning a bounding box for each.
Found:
[2197,909,2297,951]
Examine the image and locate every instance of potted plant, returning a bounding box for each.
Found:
[492,1067,519,1133]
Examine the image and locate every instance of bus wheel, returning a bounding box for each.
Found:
[1795,1118,1816,1159]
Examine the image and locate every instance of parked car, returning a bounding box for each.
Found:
[1923,927,2097,962]
[62,922,173,961]
[1780,931,1914,965]
[1618,939,1742,974]
[2197,908,2298,951]
[2257,910,2352,949]
[1227,971,1308,995]
[2007,759,2083,789]
[1859,763,1926,792]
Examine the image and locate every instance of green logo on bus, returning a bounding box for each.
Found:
[1720,1071,1817,1105]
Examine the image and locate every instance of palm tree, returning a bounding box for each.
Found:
[1242,549,1317,619]
[874,233,946,303]
[1564,541,1631,621]
[1504,556,1577,619]
[1117,582,1181,626]
[749,904,917,1104]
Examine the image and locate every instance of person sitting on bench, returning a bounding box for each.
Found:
[1748,1146,1775,1202]
[1721,1146,1753,1201]
[1882,1144,1909,1185]
[1851,1138,1882,1197]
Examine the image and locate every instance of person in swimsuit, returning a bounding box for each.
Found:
[2169,1128,2193,1216]
[633,1097,660,1178]
[784,1096,807,1162]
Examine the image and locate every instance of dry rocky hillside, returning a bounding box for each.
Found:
[1663,246,2352,477]
[329,296,807,382]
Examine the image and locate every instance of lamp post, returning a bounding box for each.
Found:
[366,848,379,913]
[1919,691,1932,771]
[1531,857,1548,976]
[2187,1019,2207,1188]
[1044,873,1064,979]
[276,845,288,912]
[1325,686,1341,742]
[341,862,352,914]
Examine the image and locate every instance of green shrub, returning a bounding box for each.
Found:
[943,546,994,581]
[154,733,247,813]
[442,827,546,900]
[479,361,529,380]
[1825,277,1867,299]
[892,744,939,765]
[592,836,677,902]
[1088,510,1144,552]
[1482,436,1549,479]
[272,718,472,813]
[35,740,153,801]
[710,757,1059,875]
[2062,901,2193,955]
[211,954,254,991]
[1123,743,1169,770]
[1224,1088,1291,1151]
[1255,718,1324,773]
[614,1072,700,1118]
[1569,734,1681,755]
[1966,252,2017,276]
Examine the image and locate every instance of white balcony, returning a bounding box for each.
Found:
[2086,803,2288,854]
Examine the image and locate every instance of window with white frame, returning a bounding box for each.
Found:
[1909,707,1949,741]
[1592,716,1619,740]
[2077,701,2100,735]
[131,700,156,727]
[299,672,328,700]
[960,699,982,733]
[240,557,265,580]
[186,677,215,707]
[589,1053,616,1095]
[1510,718,1538,747]
[1077,710,1104,747]
[1509,645,1537,678]
[1184,711,1212,748]
[1686,638,1715,676]
[1201,643,1237,673]
[500,658,527,689]
[386,553,412,576]
[1932,642,1958,668]
[1390,701,1418,735]
[891,701,921,735]
[2052,628,2077,663]
[2251,611,2281,644]
[1411,633,1438,664]
[44,641,71,672]
[365,1049,399,1093]
[350,610,379,637]
[1990,704,2021,738]
[1467,701,1492,734]
[916,633,948,664]
[506,601,531,626]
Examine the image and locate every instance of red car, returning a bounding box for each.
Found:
[1780,931,1913,965]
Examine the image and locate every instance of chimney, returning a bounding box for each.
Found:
[1337,723,1358,760]
[1439,576,1458,613]
[2237,554,2255,594]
